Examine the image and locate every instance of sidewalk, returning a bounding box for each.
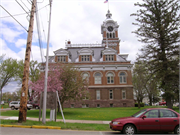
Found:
[0,116,110,124]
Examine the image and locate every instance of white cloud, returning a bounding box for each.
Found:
[15,39,26,48]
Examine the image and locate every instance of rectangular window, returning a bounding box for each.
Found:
[105,55,114,61]
[81,55,90,62]
[82,104,89,108]
[96,90,100,100]
[110,103,113,107]
[71,104,74,108]
[97,104,100,108]
[95,76,101,84]
[109,90,113,99]
[83,96,89,100]
[107,76,114,84]
[120,76,127,83]
[123,103,127,107]
[122,90,126,99]
[57,56,66,62]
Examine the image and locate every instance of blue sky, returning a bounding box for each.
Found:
[1,0,144,93]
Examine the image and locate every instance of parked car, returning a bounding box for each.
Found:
[1,101,4,105]
[109,108,179,134]
[159,102,166,105]
[9,101,33,110]
[27,101,39,109]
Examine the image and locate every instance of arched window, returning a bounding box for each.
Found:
[119,72,127,84]
[107,72,114,84]
[110,33,112,38]
[107,33,109,38]
[82,73,89,81]
[109,90,113,99]
[113,33,115,38]
[94,72,102,84]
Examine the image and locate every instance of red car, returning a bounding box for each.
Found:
[109,108,179,134]
[159,102,166,105]
[27,101,39,109]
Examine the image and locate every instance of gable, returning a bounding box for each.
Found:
[102,47,117,55]
[78,48,94,56]
[54,48,69,56]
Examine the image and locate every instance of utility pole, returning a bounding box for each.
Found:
[42,0,53,124]
[18,0,36,123]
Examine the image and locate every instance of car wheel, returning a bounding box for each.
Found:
[27,108,31,110]
[174,126,179,134]
[123,124,136,135]
[11,106,15,110]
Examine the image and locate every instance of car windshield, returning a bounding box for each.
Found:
[132,109,147,117]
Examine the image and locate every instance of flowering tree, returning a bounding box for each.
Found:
[29,65,63,100]
[29,63,89,109]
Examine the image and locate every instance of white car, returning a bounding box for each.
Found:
[9,101,33,110]
[1,101,4,105]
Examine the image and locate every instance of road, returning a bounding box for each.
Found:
[1,127,120,135]
[1,127,175,135]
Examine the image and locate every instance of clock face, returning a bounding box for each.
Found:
[107,26,113,32]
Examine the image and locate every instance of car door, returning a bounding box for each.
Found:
[138,109,160,132]
[159,109,179,132]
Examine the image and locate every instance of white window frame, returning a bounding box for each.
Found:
[110,103,113,107]
[105,55,114,61]
[94,72,102,84]
[71,104,74,108]
[119,72,127,84]
[96,90,100,100]
[82,72,89,82]
[57,56,66,62]
[81,55,90,62]
[107,72,114,84]
[82,104,89,108]
[109,90,113,99]
[97,104,100,108]
[122,90,126,99]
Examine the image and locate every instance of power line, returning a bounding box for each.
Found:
[0,12,28,19]
[0,5,28,32]
[35,2,44,63]
[0,4,49,19]
[20,0,31,11]
[15,0,30,16]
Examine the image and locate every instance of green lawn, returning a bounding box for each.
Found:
[1,106,178,121]
[0,120,111,131]
[0,103,9,109]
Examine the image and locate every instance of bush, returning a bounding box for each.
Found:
[135,103,144,107]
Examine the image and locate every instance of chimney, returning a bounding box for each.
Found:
[67,40,71,44]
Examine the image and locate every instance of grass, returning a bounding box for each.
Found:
[0,103,9,109]
[0,120,110,131]
[0,106,179,131]
[1,106,179,121]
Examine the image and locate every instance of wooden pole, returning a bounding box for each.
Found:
[18,0,36,123]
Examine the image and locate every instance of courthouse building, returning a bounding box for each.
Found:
[46,10,134,108]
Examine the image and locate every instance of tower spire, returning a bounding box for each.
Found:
[106,10,112,19]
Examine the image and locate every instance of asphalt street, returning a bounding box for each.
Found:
[1,127,176,135]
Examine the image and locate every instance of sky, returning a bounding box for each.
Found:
[0,0,144,93]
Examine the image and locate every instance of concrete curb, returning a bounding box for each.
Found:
[0,124,61,130]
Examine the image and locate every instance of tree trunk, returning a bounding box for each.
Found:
[57,102,60,112]
[0,88,2,103]
[149,95,152,106]
[166,97,173,109]
[138,99,141,109]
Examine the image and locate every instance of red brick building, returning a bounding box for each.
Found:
[47,10,134,108]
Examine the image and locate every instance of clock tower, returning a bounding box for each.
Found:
[101,10,120,53]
